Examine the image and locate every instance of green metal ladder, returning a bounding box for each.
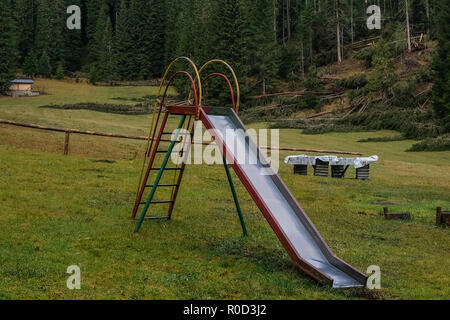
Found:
[133,113,247,236]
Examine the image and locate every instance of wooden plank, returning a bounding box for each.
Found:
[442,213,450,226]
[294,165,308,175]
[314,160,329,177]
[260,145,362,156]
[384,208,411,220]
[0,119,151,141]
[331,165,345,178]
[356,165,370,180]
[384,213,411,220]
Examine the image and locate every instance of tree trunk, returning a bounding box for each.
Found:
[301,41,305,79]
[309,27,313,65]
[350,0,354,45]
[286,0,291,42]
[282,0,286,46]
[336,0,342,63]
[273,0,277,33]
[405,0,412,52]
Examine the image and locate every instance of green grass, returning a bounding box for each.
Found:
[0,80,449,299]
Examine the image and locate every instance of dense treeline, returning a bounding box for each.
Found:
[0,1,437,87]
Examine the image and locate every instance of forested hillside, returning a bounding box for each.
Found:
[0,1,436,84]
[0,0,448,149]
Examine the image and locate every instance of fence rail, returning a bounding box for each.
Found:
[0,118,363,156]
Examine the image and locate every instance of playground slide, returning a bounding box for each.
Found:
[201,108,367,288]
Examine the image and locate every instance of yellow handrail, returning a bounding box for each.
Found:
[197,59,240,114]
[151,57,201,138]
[136,57,202,202]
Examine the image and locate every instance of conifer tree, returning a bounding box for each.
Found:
[38,49,51,77]
[13,0,37,64]
[23,52,39,77]
[35,0,65,72]
[191,0,214,64]
[151,3,167,77]
[295,3,315,77]
[210,0,245,73]
[55,61,65,79]
[0,0,18,93]
[86,0,102,46]
[114,0,138,80]
[164,0,183,65]
[128,0,165,79]
[97,14,115,82]
[175,0,196,60]
[432,0,450,132]
[241,0,280,94]
[63,0,83,71]
[205,0,246,104]
[91,3,110,62]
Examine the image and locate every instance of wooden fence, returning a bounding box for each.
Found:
[0,118,363,156]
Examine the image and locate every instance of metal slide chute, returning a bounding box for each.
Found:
[199,108,367,288]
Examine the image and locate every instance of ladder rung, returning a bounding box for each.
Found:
[155,150,181,154]
[144,217,169,220]
[151,168,182,171]
[161,132,190,136]
[134,217,169,221]
[145,184,179,188]
[139,201,174,205]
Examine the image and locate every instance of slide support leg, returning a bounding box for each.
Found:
[223,155,248,237]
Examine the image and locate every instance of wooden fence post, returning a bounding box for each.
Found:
[64,131,70,155]
[436,207,442,226]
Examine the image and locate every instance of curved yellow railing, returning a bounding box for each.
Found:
[149,57,202,147]
[136,57,202,202]
[191,59,240,118]
[137,57,239,200]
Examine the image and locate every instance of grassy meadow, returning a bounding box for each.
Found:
[0,79,449,299]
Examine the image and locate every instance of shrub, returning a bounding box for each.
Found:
[354,47,376,67]
[408,134,450,151]
[40,103,151,115]
[358,136,406,143]
[417,65,434,83]
[37,50,51,77]
[55,62,65,80]
[389,81,418,108]
[335,75,368,90]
